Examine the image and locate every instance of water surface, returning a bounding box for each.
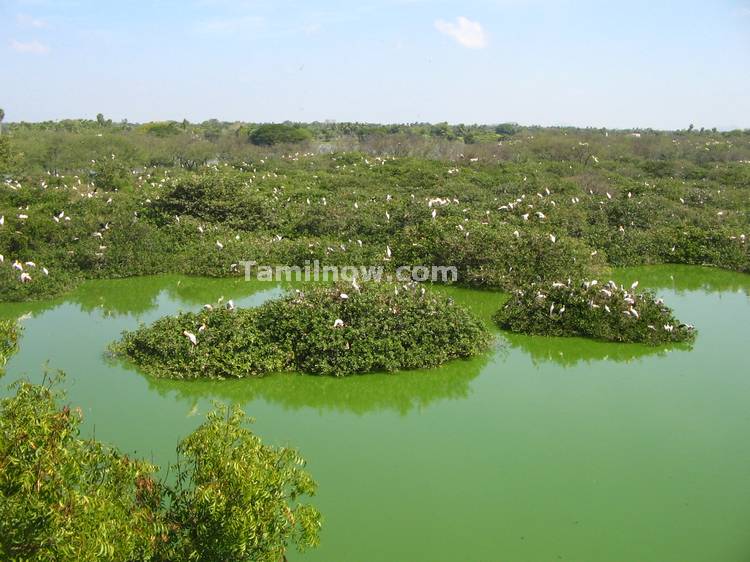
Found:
[1,265,749,562]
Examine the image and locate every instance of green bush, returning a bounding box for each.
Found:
[0,320,19,370]
[113,282,492,378]
[0,377,321,562]
[163,405,321,562]
[0,379,162,561]
[494,279,696,345]
[249,124,312,146]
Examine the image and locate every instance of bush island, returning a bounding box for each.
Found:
[494,279,696,345]
[112,282,492,378]
[0,377,321,562]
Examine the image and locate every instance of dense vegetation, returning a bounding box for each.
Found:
[494,279,696,344]
[0,320,19,370]
[0,376,321,561]
[112,282,491,378]
[1,120,748,303]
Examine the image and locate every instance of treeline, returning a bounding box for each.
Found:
[3,117,750,177]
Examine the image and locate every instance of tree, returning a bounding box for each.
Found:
[0,108,5,136]
[0,377,322,562]
[249,123,313,146]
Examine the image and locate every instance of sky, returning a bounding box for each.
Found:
[1,0,749,129]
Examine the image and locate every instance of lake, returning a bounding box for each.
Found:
[1,265,749,561]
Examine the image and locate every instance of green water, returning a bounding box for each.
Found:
[1,265,750,562]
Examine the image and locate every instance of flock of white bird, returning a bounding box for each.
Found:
[533,278,695,333]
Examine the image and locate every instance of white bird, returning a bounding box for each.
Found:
[549,234,556,243]
[522,213,529,221]
[226,300,235,311]
[431,208,437,220]
[20,272,32,283]
[198,323,207,333]
[630,281,639,290]
[352,278,360,292]
[203,304,213,311]
[333,318,344,328]
[12,261,23,271]
[386,245,392,259]
[339,293,349,300]
[0,215,4,226]
[216,241,224,250]
[183,330,198,346]
[604,304,611,313]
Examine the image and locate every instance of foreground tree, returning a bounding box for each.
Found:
[0,376,321,562]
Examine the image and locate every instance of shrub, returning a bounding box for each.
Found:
[249,124,312,146]
[0,379,162,561]
[0,320,19,370]
[257,282,492,375]
[111,307,290,380]
[163,405,321,562]
[494,279,696,345]
[0,377,321,562]
[113,282,492,378]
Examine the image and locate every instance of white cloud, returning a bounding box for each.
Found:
[434,16,487,49]
[9,39,50,54]
[17,14,48,28]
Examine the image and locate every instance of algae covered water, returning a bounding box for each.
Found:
[1,265,749,562]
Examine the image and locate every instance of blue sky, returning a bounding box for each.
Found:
[2,0,749,128]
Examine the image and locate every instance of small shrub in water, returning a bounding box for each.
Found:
[494,279,696,345]
[113,282,492,378]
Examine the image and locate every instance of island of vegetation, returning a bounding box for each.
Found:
[112,282,491,379]
[494,279,696,345]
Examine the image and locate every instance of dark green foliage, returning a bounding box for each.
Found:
[0,377,321,562]
[111,307,289,380]
[0,320,19,370]
[494,279,696,345]
[249,124,312,146]
[257,282,492,375]
[113,283,492,378]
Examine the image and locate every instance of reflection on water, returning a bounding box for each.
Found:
[613,264,750,295]
[127,353,491,416]
[498,331,689,367]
